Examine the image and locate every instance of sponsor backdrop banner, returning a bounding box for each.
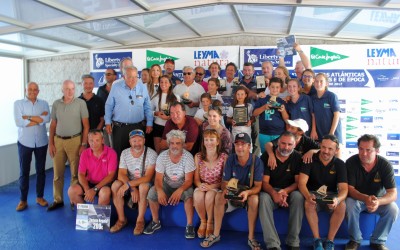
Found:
[90,45,399,175]
[241,44,400,176]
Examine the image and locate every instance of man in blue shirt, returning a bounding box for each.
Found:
[200,133,264,249]
[14,82,50,211]
[105,66,153,161]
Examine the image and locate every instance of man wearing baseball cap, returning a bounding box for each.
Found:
[110,129,157,235]
[265,118,320,169]
[201,132,264,249]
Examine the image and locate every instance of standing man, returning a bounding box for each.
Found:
[298,135,348,250]
[48,80,89,211]
[222,62,237,97]
[173,66,205,117]
[201,133,263,249]
[163,58,181,86]
[14,82,50,211]
[259,131,304,250]
[97,68,117,103]
[105,66,153,161]
[144,130,196,238]
[194,66,208,92]
[110,129,157,235]
[113,57,134,85]
[68,129,117,208]
[79,74,105,130]
[261,61,273,95]
[345,134,398,250]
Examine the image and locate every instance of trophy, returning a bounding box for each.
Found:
[218,79,227,92]
[161,103,170,116]
[233,106,248,126]
[182,92,192,104]
[267,96,282,109]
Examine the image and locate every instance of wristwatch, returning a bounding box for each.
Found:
[28,116,32,121]
[93,186,99,193]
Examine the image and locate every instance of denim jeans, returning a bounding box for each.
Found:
[346,197,399,244]
[18,141,48,201]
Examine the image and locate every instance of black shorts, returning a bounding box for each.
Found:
[153,123,165,138]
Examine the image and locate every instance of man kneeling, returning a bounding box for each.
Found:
[110,129,157,235]
[201,133,263,249]
[68,129,117,209]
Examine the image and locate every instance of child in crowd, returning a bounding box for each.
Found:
[195,93,212,126]
[226,86,254,149]
[253,77,289,153]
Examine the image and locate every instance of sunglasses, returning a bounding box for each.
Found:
[183,72,192,75]
[195,72,204,76]
[129,129,145,138]
[129,95,134,105]
[105,73,115,76]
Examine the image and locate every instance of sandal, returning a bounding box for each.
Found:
[197,221,207,239]
[248,238,262,250]
[205,222,214,238]
[200,234,221,248]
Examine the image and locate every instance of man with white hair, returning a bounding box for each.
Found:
[48,80,89,211]
[173,66,205,116]
[144,130,196,239]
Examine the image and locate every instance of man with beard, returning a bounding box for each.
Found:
[194,66,208,92]
[259,131,304,250]
[345,134,398,250]
[110,129,157,235]
[144,130,196,239]
[163,58,181,86]
[97,68,117,103]
[298,135,348,250]
[261,61,273,96]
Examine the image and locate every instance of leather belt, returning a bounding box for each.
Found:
[113,121,143,127]
[56,133,81,140]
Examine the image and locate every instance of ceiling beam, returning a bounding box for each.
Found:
[169,11,202,37]
[0,14,31,29]
[377,23,400,39]
[230,5,245,32]
[116,18,162,41]
[67,25,126,45]
[130,0,151,11]
[36,0,88,20]
[21,30,92,49]
[330,9,361,37]
[378,0,392,7]
[0,38,59,52]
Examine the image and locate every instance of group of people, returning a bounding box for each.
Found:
[14,47,398,250]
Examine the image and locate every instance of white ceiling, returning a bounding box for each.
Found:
[1,0,400,58]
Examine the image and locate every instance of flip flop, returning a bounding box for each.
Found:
[200,234,221,248]
[248,238,262,250]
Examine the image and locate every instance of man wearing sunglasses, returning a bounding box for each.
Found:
[105,66,153,162]
[97,68,117,103]
[173,66,205,117]
[194,66,208,92]
[68,129,117,209]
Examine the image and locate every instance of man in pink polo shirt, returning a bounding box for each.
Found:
[68,129,117,209]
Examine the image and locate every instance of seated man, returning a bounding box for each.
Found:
[298,135,348,250]
[68,129,117,209]
[144,130,196,238]
[259,131,304,250]
[345,134,398,250]
[201,133,263,249]
[110,129,157,235]
[159,101,199,155]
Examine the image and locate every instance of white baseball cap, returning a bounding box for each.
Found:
[287,119,309,133]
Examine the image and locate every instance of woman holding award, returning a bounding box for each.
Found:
[193,129,227,239]
[286,78,314,136]
[151,75,179,153]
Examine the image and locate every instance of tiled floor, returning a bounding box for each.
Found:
[0,168,399,250]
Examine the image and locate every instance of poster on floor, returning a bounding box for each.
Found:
[76,203,111,231]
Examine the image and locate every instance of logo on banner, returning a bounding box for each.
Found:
[243,49,292,67]
[361,99,373,105]
[346,133,358,140]
[146,50,179,68]
[193,49,230,67]
[92,52,132,70]
[346,124,358,131]
[361,107,372,114]
[347,116,358,123]
[310,47,349,67]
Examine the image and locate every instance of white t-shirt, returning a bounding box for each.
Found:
[151,93,180,126]
[156,149,195,188]
[119,147,158,181]
[173,82,205,116]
